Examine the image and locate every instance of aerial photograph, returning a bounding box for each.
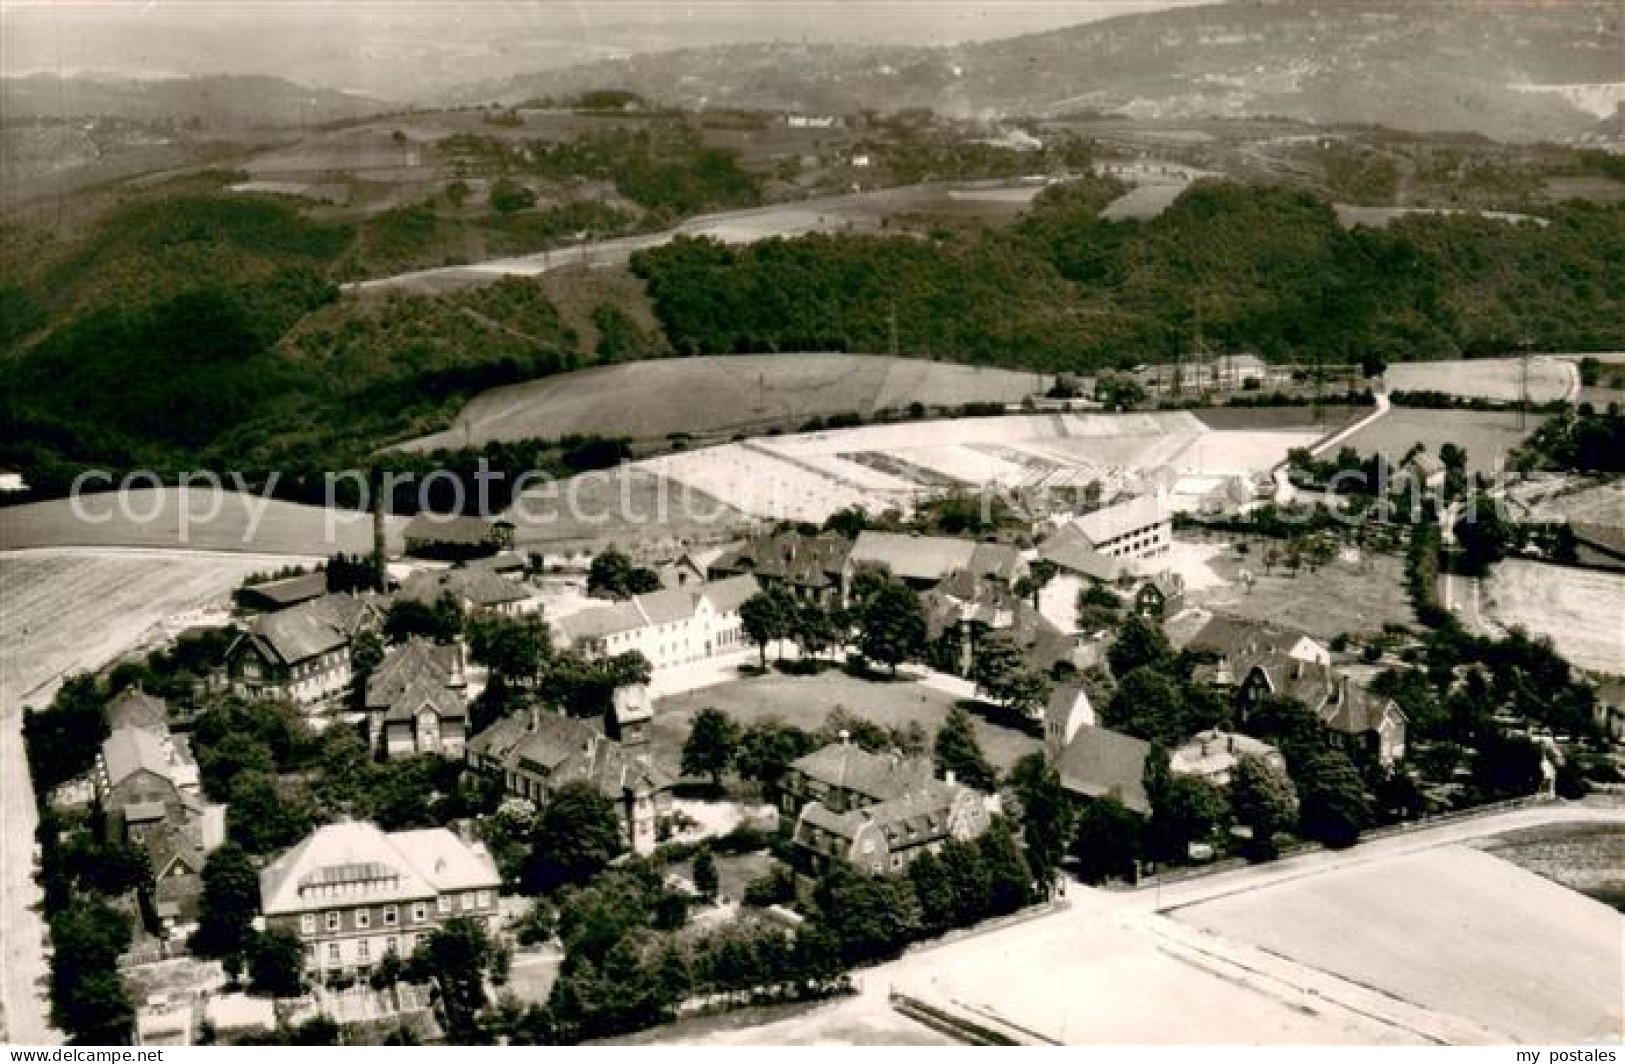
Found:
[1,0,1622,1050]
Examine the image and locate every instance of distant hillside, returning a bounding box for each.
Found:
[460,0,1622,142]
[1,73,388,127]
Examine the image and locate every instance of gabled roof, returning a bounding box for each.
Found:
[796,778,967,844]
[468,711,673,800]
[712,532,850,586]
[789,743,932,803]
[237,571,329,609]
[1038,523,1125,583]
[559,576,761,643]
[259,822,499,915]
[383,676,468,724]
[1186,613,1318,661]
[367,639,461,711]
[1047,681,1094,728]
[1242,651,1338,710]
[1071,495,1169,547]
[240,593,376,665]
[559,600,647,642]
[700,574,761,615]
[398,567,529,609]
[101,726,174,789]
[403,514,511,546]
[1054,725,1151,815]
[1320,679,1406,736]
[105,688,168,734]
[849,532,978,584]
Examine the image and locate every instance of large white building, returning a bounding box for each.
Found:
[1069,495,1172,562]
[259,823,501,979]
[557,575,759,671]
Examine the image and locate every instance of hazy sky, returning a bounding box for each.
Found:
[1,1,1218,99]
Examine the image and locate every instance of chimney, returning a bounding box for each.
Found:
[528,703,539,732]
[1227,735,1235,754]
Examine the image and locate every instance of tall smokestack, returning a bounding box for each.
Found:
[372,470,388,593]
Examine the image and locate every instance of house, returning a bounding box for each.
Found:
[105,687,170,735]
[922,573,1079,682]
[224,594,381,707]
[792,779,990,878]
[145,825,207,933]
[1169,729,1285,786]
[1037,521,1126,584]
[557,575,759,671]
[846,531,1026,592]
[709,531,851,605]
[1043,681,1097,757]
[235,571,330,613]
[259,822,502,979]
[1130,572,1186,619]
[96,727,190,844]
[1051,725,1152,815]
[396,566,529,617]
[1234,652,1408,765]
[402,514,515,560]
[1065,495,1171,564]
[466,708,673,854]
[1183,613,1330,687]
[364,640,469,760]
[777,742,935,820]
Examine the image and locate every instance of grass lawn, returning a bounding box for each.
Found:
[667,851,784,904]
[651,668,1041,781]
[1189,544,1415,640]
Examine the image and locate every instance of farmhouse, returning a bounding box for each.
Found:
[846,531,1026,591]
[792,778,990,878]
[224,593,381,708]
[402,514,515,560]
[396,566,529,616]
[466,708,673,854]
[557,574,759,671]
[364,640,470,760]
[1170,729,1285,786]
[95,726,194,843]
[709,530,852,605]
[259,822,501,979]
[777,742,935,819]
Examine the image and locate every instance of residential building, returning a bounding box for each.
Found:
[607,683,653,746]
[792,779,990,878]
[402,515,515,560]
[396,565,530,617]
[1050,725,1152,815]
[466,708,673,855]
[557,574,759,671]
[1182,613,1330,687]
[709,531,852,605]
[105,686,170,735]
[1235,652,1408,765]
[259,822,501,979]
[1130,572,1186,619]
[1043,682,1097,757]
[364,640,470,760]
[845,531,1026,592]
[777,741,935,819]
[224,593,381,707]
[922,572,1079,684]
[1169,729,1285,786]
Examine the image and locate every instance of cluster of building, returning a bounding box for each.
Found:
[93,688,225,937]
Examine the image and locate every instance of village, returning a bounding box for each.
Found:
[14,390,1623,1044]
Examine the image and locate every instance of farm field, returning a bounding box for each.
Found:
[1506,476,1625,526]
[642,411,1324,524]
[1187,538,1414,640]
[1338,407,1541,475]
[1171,844,1623,1043]
[650,669,1042,781]
[0,489,405,555]
[1484,560,1625,675]
[503,467,751,554]
[400,354,1047,449]
[1383,357,1576,403]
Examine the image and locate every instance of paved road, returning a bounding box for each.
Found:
[0,668,58,1045]
[1272,389,1391,504]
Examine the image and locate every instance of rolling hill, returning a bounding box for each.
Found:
[459,0,1622,143]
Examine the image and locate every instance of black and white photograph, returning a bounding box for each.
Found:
[0,0,1621,1050]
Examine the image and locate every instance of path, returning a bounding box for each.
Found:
[1272,390,1391,504]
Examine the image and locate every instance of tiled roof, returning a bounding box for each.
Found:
[789,743,931,803]
[383,676,468,724]
[1038,523,1125,582]
[714,532,850,587]
[1071,495,1169,547]
[245,593,375,665]
[238,572,329,608]
[398,567,529,609]
[259,822,499,916]
[468,711,672,800]
[558,600,646,641]
[1319,680,1406,736]
[366,639,461,711]
[1054,725,1151,815]
[105,688,168,734]
[701,574,761,614]
[850,532,977,584]
[102,726,172,788]
[559,575,760,644]
[797,779,964,843]
[1188,613,1315,660]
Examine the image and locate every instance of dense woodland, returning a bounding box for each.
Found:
[3,174,1623,497]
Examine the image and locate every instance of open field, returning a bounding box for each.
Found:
[1484,559,1625,675]
[1339,407,1541,475]
[1384,357,1576,403]
[0,489,406,555]
[402,354,1047,449]
[1172,844,1623,1043]
[503,467,752,554]
[651,670,1041,781]
[1506,476,1625,526]
[641,411,1323,524]
[1187,537,1414,639]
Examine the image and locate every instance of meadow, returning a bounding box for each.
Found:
[1484,559,1625,675]
[1339,407,1542,475]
